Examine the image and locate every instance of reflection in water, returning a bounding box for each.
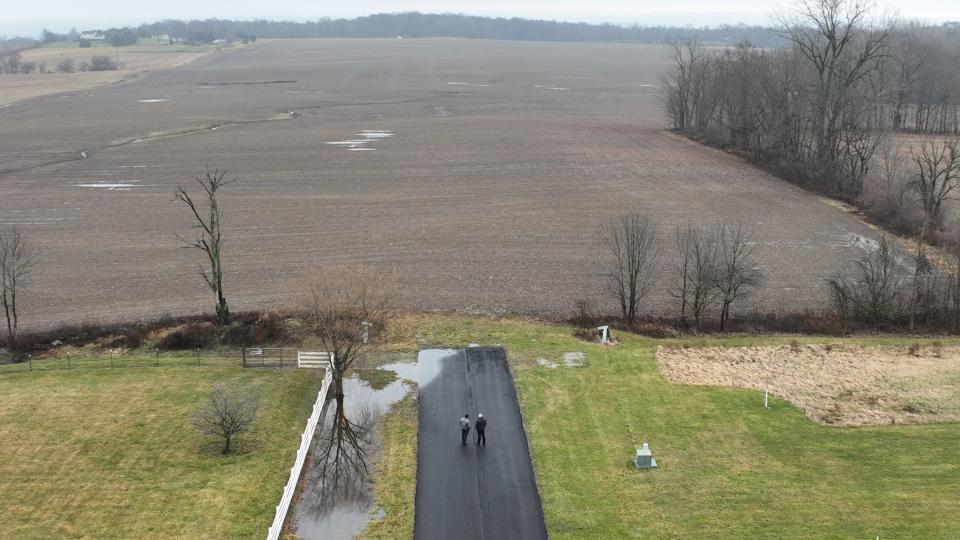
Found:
[309,396,377,514]
[293,360,415,540]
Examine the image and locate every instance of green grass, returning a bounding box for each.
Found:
[0,351,242,374]
[395,315,960,538]
[4,315,959,538]
[0,367,322,538]
[354,368,400,391]
[359,389,418,539]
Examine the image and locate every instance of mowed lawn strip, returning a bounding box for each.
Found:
[395,315,960,538]
[358,388,418,539]
[0,367,320,539]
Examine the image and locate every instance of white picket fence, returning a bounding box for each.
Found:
[265,366,334,540]
[297,351,333,369]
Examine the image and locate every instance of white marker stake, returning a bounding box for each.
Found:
[764,388,769,409]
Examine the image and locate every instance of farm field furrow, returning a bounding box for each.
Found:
[0,38,882,328]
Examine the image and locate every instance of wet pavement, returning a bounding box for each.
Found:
[414,348,547,540]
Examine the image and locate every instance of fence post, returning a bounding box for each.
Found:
[196,348,200,366]
[280,349,284,368]
[155,348,159,367]
[242,347,246,368]
[67,353,70,369]
[29,355,32,371]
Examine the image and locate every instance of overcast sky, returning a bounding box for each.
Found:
[2,0,957,36]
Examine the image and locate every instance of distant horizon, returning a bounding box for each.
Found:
[2,8,958,40]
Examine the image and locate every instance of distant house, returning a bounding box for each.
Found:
[152,34,171,42]
[212,39,227,44]
[79,31,105,41]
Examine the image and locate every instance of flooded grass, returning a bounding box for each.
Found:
[291,360,415,540]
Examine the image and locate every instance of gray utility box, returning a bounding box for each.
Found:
[635,442,657,469]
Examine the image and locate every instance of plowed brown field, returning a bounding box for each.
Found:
[0,38,884,329]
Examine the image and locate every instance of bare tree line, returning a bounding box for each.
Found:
[598,215,763,330]
[0,51,118,74]
[596,213,960,333]
[827,232,960,331]
[663,1,960,198]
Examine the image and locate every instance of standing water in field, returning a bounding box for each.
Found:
[292,353,417,539]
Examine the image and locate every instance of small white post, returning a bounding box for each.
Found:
[361,321,372,344]
[764,388,769,409]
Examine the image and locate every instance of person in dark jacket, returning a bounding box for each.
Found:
[459,414,470,446]
[475,413,487,446]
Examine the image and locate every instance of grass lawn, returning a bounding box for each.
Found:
[0,366,321,539]
[359,389,418,539]
[387,315,960,538]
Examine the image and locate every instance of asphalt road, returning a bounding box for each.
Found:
[415,348,547,540]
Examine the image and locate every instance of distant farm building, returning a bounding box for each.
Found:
[79,31,106,41]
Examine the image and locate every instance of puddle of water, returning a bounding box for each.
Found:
[416,349,459,387]
[359,130,393,139]
[325,140,371,146]
[293,360,417,540]
[380,361,419,383]
[326,130,395,151]
[137,99,168,103]
[446,81,489,87]
[74,182,142,190]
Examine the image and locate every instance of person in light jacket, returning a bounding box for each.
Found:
[459,413,470,446]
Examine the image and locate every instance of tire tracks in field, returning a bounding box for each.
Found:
[0,94,439,179]
[0,110,300,178]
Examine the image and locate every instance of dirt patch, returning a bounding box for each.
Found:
[657,343,960,426]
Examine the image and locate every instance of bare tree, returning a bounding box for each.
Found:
[826,234,906,328]
[777,0,890,191]
[193,383,261,454]
[175,169,234,326]
[672,224,722,329]
[295,266,402,399]
[908,137,960,225]
[662,39,714,131]
[597,215,659,323]
[0,227,31,349]
[716,222,763,331]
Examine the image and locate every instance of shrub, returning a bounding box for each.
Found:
[158,322,218,350]
[104,323,153,349]
[57,58,75,73]
[221,311,288,347]
[88,55,118,71]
